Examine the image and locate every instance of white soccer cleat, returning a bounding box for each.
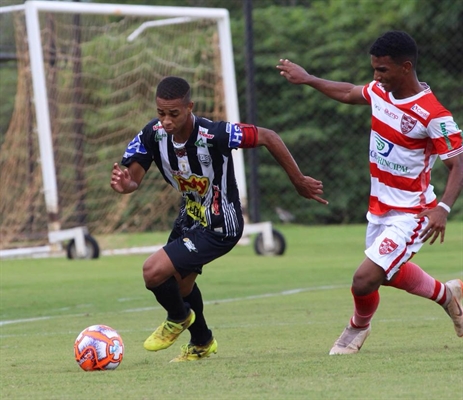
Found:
[329,324,371,355]
[443,279,463,337]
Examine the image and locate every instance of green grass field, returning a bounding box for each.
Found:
[1,223,462,399]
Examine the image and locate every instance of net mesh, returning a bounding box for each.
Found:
[0,9,226,250]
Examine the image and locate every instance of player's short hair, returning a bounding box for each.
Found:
[369,31,418,68]
[156,76,191,103]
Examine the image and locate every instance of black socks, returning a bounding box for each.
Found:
[183,283,212,345]
[146,276,189,321]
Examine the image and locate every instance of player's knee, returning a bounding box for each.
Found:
[142,259,163,287]
[351,272,382,296]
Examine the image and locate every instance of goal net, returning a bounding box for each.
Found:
[0,1,244,253]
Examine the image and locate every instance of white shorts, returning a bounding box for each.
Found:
[364,210,428,280]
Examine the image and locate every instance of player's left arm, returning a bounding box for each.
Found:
[417,153,463,244]
[255,126,328,204]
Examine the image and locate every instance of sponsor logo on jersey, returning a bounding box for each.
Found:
[371,135,409,173]
[374,134,394,157]
[374,104,382,112]
[152,122,162,131]
[195,138,213,148]
[375,81,386,93]
[228,124,243,148]
[440,122,453,150]
[154,131,167,142]
[400,114,417,134]
[183,237,199,252]
[411,104,430,120]
[211,185,220,216]
[379,238,398,255]
[170,168,183,176]
[173,174,209,196]
[123,131,147,158]
[199,126,214,139]
[370,150,409,173]
[384,108,399,120]
[185,200,207,227]
[226,123,232,133]
[198,154,212,167]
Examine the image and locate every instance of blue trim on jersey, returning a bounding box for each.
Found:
[228,124,243,149]
[123,131,147,159]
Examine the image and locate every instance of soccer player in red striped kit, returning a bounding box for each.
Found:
[277,30,463,354]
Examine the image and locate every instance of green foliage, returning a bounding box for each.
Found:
[1,223,462,399]
[1,0,462,232]
[231,1,463,223]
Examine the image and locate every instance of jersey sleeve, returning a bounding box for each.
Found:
[121,127,154,171]
[227,123,258,149]
[427,116,463,160]
[362,81,374,104]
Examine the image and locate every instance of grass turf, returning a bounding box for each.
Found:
[1,223,462,399]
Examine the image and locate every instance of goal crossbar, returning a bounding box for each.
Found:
[24,1,244,224]
[0,1,277,259]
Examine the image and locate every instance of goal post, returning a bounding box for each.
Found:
[0,1,280,259]
[24,0,247,214]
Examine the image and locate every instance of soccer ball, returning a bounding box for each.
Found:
[74,325,124,371]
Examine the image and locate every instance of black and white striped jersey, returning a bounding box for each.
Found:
[121,115,258,238]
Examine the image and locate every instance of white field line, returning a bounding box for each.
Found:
[0,284,348,327]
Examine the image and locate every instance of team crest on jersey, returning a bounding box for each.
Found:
[379,238,398,255]
[198,154,212,167]
[400,114,417,134]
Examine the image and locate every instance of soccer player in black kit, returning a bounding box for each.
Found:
[110,76,327,362]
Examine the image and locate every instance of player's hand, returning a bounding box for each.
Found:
[110,163,132,193]
[416,206,448,244]
[276,59,311,85]
[294,176,328,205]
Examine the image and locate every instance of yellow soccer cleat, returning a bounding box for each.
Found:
[144,310,196,351]
[170,337,218,362]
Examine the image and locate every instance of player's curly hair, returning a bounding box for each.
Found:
[369,31,418,69]
[156,76,191,103]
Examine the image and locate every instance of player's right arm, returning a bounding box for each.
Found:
[111,125,154,194]
[110,161,146,194]
[276,58,368,105]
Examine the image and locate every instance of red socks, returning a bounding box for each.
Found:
[384,261,448,305]
[351,289,380,329]
[350,261,449,329]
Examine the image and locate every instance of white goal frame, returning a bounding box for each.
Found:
[0,1,277,259]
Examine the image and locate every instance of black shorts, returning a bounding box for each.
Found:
[163,227,242,278]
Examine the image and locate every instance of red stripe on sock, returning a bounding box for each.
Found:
[387,262,446,304]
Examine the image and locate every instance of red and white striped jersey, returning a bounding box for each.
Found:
[362,80,463,215]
